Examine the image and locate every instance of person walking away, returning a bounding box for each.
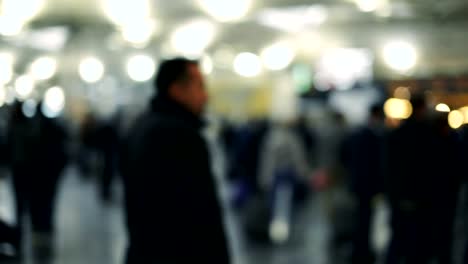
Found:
[342,103,386,264]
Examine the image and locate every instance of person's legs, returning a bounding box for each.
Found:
[433,203,456,264]
[405,208,433,264]
[464,246,468,264]
[125,244,138,264]
[30,172,60,233]
[11,168,29,251]
[101,151,116,202]
[352,197,374,264]
[385,203,406,264]
[29,169,62,260]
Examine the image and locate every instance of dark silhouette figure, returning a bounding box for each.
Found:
[120,58,231,264]
[294,114,317,165]
[77,112,100,179]
[429,112,462,264]
[6,101,69,259]
[458,124,468,264]
[95,115,121,202]
[384,95,459,264]
[385,95,433,264]
[342,103,386,264]
[227,118,269,208]
[78,112,121,202]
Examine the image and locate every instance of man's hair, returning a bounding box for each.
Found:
[154,57,198,97]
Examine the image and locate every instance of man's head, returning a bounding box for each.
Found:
[155,57,208,115]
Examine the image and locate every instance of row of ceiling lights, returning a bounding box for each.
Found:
[0,37,418,95]
[0,0,412,52]
[0,0,419,88]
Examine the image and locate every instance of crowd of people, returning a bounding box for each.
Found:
[222,93,468,264]
[0,57,467,264]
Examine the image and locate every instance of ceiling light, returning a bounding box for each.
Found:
[257,5,327,33]
[261,42,295,71]
[307,5,328,25]
[79,57,105,83]
[197,0,252,22]
[122,27,153,46]
[201,55,213,75]
[170,19,216,57]
[43,86,65,118]
[0,52,14,85]
[29,56,57,80]
[0,87,6,107]
[2,0,44,23]
[435,103,450,113]
[233,52,262,77]
[384,98,412,119]
[316,48,373,90]
[355,0,386,12]
[448,110,464,129]
[459,107,468,124]
[126,54,156,82]
[22,99,37,118]
[0,16,24,36]
[15,75,35,100]
[383,40,417,72]
[102,0,151,26]
[121,19,157,46]
[0,0,44,36]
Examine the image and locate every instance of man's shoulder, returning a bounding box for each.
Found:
[130,111,202,143]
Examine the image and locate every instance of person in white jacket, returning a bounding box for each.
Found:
[257,120,310,244]
[258,122,310,191]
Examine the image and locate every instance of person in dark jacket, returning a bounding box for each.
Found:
[342,103,386,264]
[94,114,121,203]
[120,58,231,264]
[384,95,439,264]
[430,112,462,264]
[7,101,69,259]
[227,118,269,208]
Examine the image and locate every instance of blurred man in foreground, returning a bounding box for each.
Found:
[120,58,231,264]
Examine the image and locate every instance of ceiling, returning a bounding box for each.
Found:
[0,0,467,120]
[3,0,468,80]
